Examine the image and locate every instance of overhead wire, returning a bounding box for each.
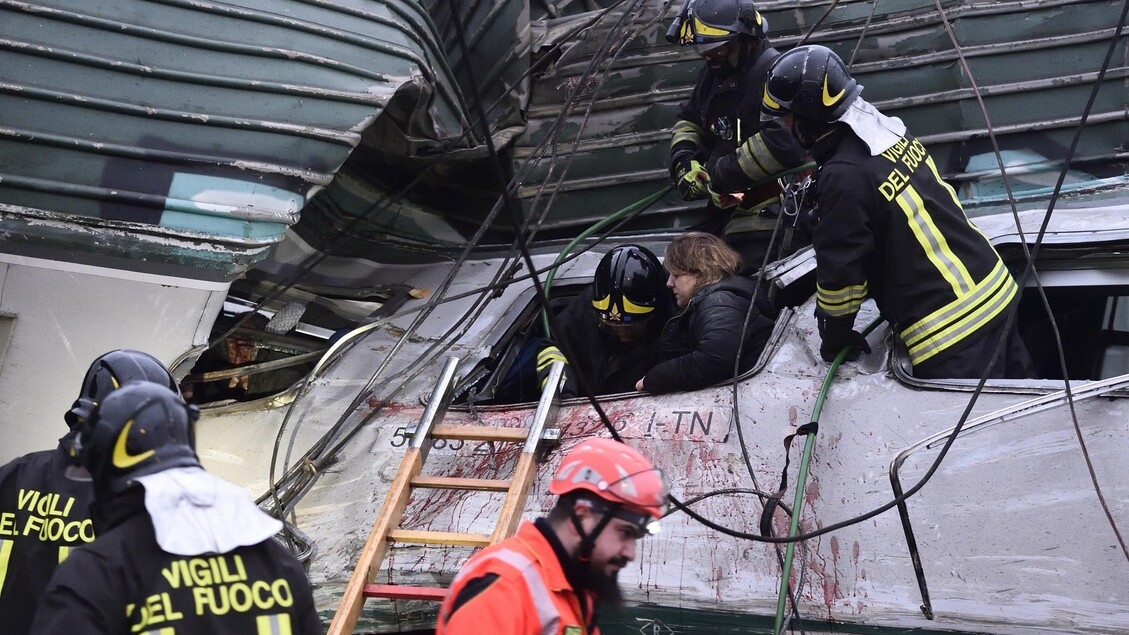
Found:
[259,0,667,533]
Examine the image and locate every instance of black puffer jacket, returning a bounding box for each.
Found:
[641,277,775,394]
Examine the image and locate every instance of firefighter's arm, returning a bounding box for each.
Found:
[670,119,710,201]
[707,119,807,194]
[440,574,535,635]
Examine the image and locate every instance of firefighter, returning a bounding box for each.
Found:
[667,0,808,272]
[0,350,180,635]
[761,44,1034,378]
[537,245,672,398]
[436,437,667,635]
[30,381,321,633]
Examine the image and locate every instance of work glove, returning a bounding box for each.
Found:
[673,159,711,201]
[707,184,741,209]
[536,345,570,392]
[816,311,871,363]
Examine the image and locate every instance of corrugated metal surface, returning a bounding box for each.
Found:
[304,0,1126,253]
[0,0,468,275]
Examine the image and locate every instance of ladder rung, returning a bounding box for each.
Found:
[429,424,529,442]
[362,584,448,601]
[411,475,512,491]
[389,529,492,547]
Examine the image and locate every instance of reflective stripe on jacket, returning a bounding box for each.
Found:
[437,521,597,635]
[812,131,1018,366]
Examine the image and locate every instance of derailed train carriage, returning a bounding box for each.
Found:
[0,0,1127,633]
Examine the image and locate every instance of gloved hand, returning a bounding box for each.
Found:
[816,311,871,362]
[673,159,711,201]
[707,184,741,209]
[536,345,570,392]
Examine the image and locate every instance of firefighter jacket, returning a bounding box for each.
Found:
[547,285,670,398]
[670,44,807,234]
[642,277,775,394]
[0,445,95,635]
[437,519,599,635]
[810,129,1019,367]
[30,490,321,635]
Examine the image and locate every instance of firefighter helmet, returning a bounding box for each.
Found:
[667,0,766,47]
[762,44,861,122]
[70,381,200,494]
[592,245,666,326]
[65,349,179,429]
[549,438,668,526]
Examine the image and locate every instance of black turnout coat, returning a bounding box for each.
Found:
[642,277,775,394]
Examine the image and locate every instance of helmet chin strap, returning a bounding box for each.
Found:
[570,506,615,562]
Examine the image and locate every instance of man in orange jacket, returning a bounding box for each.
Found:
[436,438,667,635]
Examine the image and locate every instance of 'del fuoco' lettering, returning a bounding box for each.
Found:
[192,579,295,615]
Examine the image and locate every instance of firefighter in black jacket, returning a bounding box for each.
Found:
[761,45,1034,379]
[667,0,807,271]
[538,245,672,398]
[0,349,180,635]
[30,381,321,634]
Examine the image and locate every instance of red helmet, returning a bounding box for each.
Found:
[549,438,667,523]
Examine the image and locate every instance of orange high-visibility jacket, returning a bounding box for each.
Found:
[436,520,598,635]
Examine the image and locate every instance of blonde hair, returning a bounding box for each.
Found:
[663,232,742,286]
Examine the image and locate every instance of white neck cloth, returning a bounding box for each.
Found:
[136,466,282,556]
[837,97,907,155]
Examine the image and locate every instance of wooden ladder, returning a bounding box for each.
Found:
[326,356,565,635]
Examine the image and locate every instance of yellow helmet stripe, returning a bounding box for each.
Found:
[622,296,655,315]
[592,295,611,311]
[691,16,732,38]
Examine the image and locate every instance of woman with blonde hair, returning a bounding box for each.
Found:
[635,231,775,393]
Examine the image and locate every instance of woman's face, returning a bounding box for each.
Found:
[667,271,702,307]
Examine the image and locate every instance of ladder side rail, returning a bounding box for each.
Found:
[326,357,461,635]
[491,360,564,542]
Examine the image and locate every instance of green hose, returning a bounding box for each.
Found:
[773,317,883,635]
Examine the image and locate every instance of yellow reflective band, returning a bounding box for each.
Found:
[737,132,787,183]
[112,419,155,469]
[817,282,868,316]
[592,295,611,311]
[257,613,293,635]
[822,75,845,106]
[58,545,70,563]
[0,538,12,597]
[901,259,1013,348]
[537,347,567,372]
[902,270,1016,365]
[671,120,704,148]
[896,184,975,297]
[622,296,655,315]
[139,629,174,635]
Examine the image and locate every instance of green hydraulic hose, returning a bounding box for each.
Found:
[773,317,884,635]
[539,186,672,337]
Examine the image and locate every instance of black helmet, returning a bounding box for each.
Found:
[69,381,200,494]
[592,245,666,325]
[65,349,179,429]
[666,0,766,47]
[762,45,861,122]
